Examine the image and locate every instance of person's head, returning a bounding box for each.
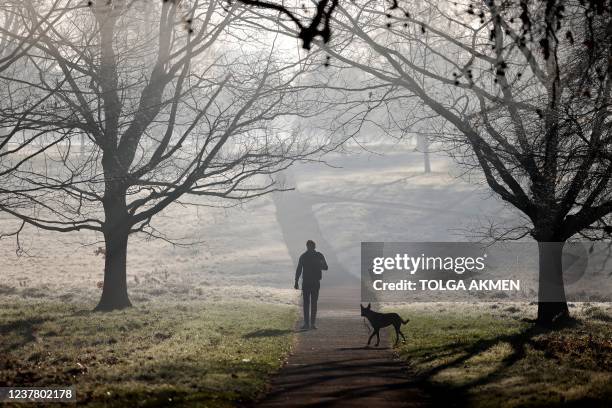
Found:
[306,240,316,251]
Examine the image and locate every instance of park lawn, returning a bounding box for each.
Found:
[392,304,612,408]
[0,299,297,407]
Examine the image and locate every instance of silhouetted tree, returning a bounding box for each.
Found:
[333,0,612,324]
[249,0,612,324]
[235,0,341,49]
[0,0,331,310]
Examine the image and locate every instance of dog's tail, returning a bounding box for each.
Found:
[402,317,410,325]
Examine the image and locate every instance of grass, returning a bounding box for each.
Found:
[0,299,297,407]
[392,304,612,407]
[2,298,610,408]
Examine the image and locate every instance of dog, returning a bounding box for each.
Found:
[360,303,409,347]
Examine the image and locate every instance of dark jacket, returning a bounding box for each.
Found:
[295,250,328,285]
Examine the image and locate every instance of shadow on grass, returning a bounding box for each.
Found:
[407,317,608,407]
[0,307,102,352]
[0,317,50,352]
[242,329,293,339]
[95,359,279,407]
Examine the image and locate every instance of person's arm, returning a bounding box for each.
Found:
[294,255,303,289]
[320,253,328,271]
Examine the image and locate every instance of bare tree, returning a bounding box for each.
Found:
[0,1,70,162]
[0,1,81,243]
[0,0,331,310]
[235,0,341,49]
[251,0,612,324]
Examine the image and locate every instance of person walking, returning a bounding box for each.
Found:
[294,240,328,330]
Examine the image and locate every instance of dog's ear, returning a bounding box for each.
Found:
[367,302,371,309]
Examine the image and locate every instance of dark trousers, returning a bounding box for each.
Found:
[302,282,320,326]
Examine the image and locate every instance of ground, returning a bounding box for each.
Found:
[1,144,611,407]
[0,171,300,406]
[258,284,431,408]
[0,299,296,407]
[392,302,612,407]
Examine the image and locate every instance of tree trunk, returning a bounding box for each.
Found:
[95,227,132,311]
[418,134,431,173]
[536,241,570,325]
[94,187,132,311]
[424,147,431,174]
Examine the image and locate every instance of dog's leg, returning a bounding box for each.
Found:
[367,332,376,346]
[392,324,401,346]
[375,331,380,347]
[399,329,406,343]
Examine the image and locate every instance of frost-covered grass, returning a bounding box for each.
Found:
[0,299,297,407]
[0,195,297,306]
